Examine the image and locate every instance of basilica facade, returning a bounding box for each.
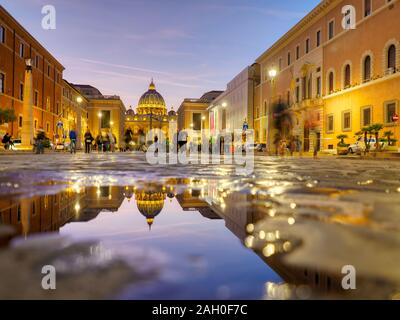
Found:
[124,80,177,146]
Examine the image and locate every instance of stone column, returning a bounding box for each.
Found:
[21,60,33,149]
[76,108,82,149]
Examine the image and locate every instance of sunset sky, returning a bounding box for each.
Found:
[2,0,320,110]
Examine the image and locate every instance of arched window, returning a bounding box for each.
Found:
[344,64,351,88]
[388,44,396,71]
[363,56,371,81]
[328,72,334,93]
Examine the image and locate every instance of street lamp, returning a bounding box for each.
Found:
[110,121,114,126]
[268,68,277,79]
[222,102,227,108]
[98,112,102,118]
[76,96,83,103]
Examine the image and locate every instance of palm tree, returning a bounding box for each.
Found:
[384,130,394,146]
[0,108,16,125]
[370,123,383,151]
[361,126,373,152]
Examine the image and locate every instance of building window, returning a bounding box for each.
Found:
[19,43,24,58]
[278,58,282,71]
[316,76,321,97]
[296,46,300,60]
[302,77,307,100]
[47,65,51,77]
[361,106,372,127]
[34,119,38,129]
[328,20,335,40]
[18,116,23,127]
[35,55,39,68]
[344,64,351,88]
[327,115,334,133]
[342,111,351,131]
[34,91,38,106]
[328,72,334,93]
[305,38,310,54]
[364,0,372,17]
[0,26,4,43]
[316,30,321,47]
[295,85,300,103]
[46,122,50,133]
[287,52,291,66]
[264,101,267,115]
[19,83,24,101]
[192,113,202,131]
[387,44,396,72]
[363,55,371,81]
[287,91,290,105]
[0,73,4,93]
[384,101,398,124]
[100,110,111,128]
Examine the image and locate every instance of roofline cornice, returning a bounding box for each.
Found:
[255,0,339,63]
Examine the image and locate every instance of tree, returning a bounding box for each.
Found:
[370,123,383,151]
[361,126,373,152]
[336,134,349,147]
[0,108,16,125]
[384,130,394,146]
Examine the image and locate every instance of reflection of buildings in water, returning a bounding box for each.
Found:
[134,184,174,229]
[207,190,344,298]
[0,186,124,236]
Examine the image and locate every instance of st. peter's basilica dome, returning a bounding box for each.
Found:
[136,80,167,116]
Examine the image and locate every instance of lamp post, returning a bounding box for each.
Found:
[21,59,33,149]
[76,96,83,148]
[267,68,277,149]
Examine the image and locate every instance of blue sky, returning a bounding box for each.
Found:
[2,0,320,110]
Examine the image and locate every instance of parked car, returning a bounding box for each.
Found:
[348,137,387,154]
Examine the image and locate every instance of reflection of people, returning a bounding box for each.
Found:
[84,129,93,154]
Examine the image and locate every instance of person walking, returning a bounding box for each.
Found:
[96,133,103,153]
[84,129,94,154]
[69,128,77,154]
[108,131,116,152]
[2,133,11,150]
[35,129,46,154]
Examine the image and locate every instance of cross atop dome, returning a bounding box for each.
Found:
[149,78,155,90]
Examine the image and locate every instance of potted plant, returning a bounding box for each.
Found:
[337,134,349,155]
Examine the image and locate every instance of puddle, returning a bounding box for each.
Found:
[1,175,400,299]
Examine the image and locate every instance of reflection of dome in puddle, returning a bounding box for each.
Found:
[135,189,166,229]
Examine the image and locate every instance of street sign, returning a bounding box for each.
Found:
[392,114,399,122]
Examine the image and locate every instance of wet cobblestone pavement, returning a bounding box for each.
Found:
[0,152,400,299]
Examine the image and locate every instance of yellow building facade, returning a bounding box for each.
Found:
[255,0,400,153]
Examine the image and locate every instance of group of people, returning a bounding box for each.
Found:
[82,130,117,154]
